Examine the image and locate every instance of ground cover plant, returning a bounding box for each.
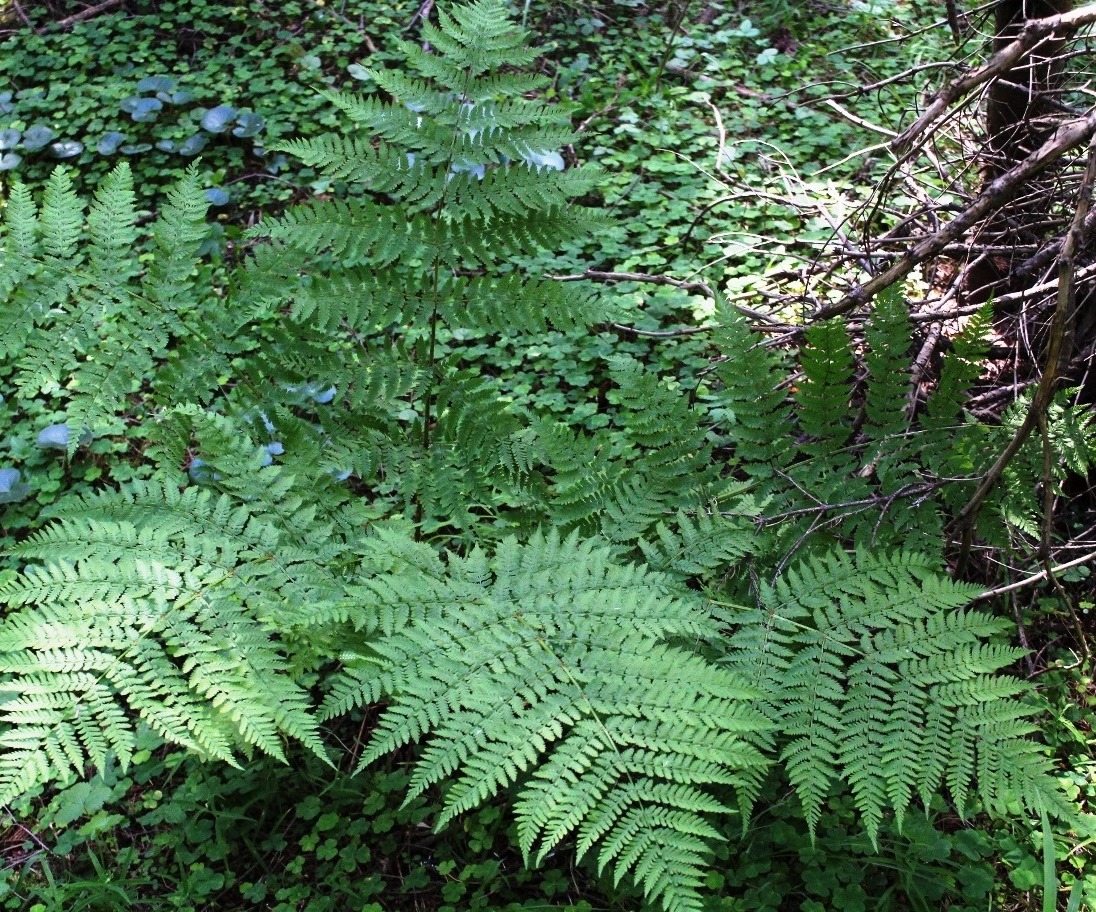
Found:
[2,2,1096,912]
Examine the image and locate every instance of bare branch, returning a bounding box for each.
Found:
[952,135,1096,566]
[815,107,1096,321]
[892,1,1096,153]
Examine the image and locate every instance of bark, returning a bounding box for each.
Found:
[985,0,1074,175]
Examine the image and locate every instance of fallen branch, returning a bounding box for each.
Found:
[814,107,1096,321]
[952,136,1096,576]
[48,0,125,31]
[1016,206,1096,278]
[892,1,1096,153]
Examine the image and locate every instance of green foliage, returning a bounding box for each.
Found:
[330,529,770,912]
[0,0,395,214]
[725,548,1062,841]
[0,462,341,804]
[0,3,1089,912]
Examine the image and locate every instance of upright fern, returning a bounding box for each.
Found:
[1,164,217,438]
[237,0,607,533]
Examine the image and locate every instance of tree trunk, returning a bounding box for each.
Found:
[985,0,1073,175]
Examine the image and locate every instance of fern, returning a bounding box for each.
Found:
[0,4,1079,910]
[323,529,772,912]
[0,163,224,437]
[723,548,1065,842]
[0,472,337,803]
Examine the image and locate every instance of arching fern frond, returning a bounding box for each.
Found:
[722,547,1065,842]
[323,529,772,912]
[0,473,337,804]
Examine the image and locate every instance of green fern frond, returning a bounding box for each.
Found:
[723,547,1061,842]
[325,529,771,912]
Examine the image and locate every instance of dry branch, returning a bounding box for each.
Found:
[814,107,1096,321]
[892,1,1096,153]
[952,136,1096,575]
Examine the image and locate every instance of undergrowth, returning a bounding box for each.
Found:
[1,2,1095,912]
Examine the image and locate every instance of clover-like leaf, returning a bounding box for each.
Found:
[0,129,20,151]
[200,104,237,133]
[21,124,56,151]
[0,468,30,504]
[204,187,230,206]
[177,133,209,156]
[0,152,22,171]
[520,148,565,171]
[155,139,177,152]
[96,132,127,155]
[120,143,153,155]
[129,97,164,123]
[36,424,70,450]
[231,111,265,138]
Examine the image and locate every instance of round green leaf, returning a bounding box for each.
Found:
[129,97,163,123]
[177,133,208,156]
[21,124,56,151]
[136,75,176,93]
[200,104,237,133]
[231,111,265,138]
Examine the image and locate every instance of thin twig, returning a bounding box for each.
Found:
[975,548,1096,600]
[576,74,626,134]
[406,0,434,30]
[548,268,788,327]
[10,0,33,30]
[822,99,898,138]
[49,0,125,31]
[907,323,942,420]
[606,322,710,339]
[816,107,1096,321]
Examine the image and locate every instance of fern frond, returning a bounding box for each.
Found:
[325,529,771,912]
[723,547,1061,842]
[0,470,337,802]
